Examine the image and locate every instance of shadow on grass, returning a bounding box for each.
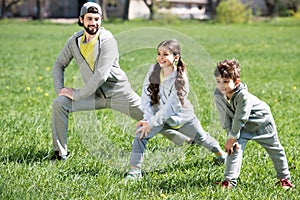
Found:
[0,147,51,164]
[139,158,222,191]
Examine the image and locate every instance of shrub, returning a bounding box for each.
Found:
[215,0,252,24]
[293,6,300,18]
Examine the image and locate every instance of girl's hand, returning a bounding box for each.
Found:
[59,87,74,100]
[136,120,147,128]
[225,138,238,155]
[136,121,150,139]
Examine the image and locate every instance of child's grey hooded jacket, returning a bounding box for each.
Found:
[214,83,273,139]
[142,64,195,129]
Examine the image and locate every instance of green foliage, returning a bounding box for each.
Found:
[215,0,252,24]
[278,0,300,16]
[278,0,291,16]
[0,19,300,199]
[265,0,300,17]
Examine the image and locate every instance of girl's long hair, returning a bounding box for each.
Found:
[147,39,187,106]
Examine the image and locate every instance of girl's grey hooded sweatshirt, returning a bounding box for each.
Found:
[142,64,195,129]
[214,83,273,139]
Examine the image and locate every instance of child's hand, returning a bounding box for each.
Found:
[136,120,146,128]
[225,138,238,155]
[136,121,150,139]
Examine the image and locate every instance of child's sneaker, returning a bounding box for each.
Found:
[124,168,142,184]
[50,151,68,163]
[215,180,234,189]
[277,179,294,190]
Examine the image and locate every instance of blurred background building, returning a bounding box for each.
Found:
[0,0,274,20]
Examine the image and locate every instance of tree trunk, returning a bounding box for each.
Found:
[264,0,278,17]
[35,0,41,20]
[142,0,153,20]
[123,0,130,20]
[208,0,221,19]
[1,0,6,18]
[100,0,107,19]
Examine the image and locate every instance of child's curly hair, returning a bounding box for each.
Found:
[214,59,241,81]
[147,39,187,106]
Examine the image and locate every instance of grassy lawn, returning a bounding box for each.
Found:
[0,18,299,199]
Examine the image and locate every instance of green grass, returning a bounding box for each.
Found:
[0,18,299,199]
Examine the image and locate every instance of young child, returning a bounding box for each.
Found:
[214,59,294,189]
[125,39,227,180]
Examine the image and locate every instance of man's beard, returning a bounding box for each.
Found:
[84,25,99,35]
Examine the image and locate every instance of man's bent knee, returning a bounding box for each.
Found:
[52,96,71,110]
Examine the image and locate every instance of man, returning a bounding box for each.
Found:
[51,2,189,161]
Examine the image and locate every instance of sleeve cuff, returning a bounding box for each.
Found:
[227,132,238,139]
[147,120,154,129]
[72,90,80,101]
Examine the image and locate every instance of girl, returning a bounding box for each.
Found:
[126,39,226,180]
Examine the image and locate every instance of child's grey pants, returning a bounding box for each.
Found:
[129,117,223,169]
[225,121,291,185]
[52,94,190,157]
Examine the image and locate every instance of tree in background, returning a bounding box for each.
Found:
[265,0,278,17]
[208,0,221,19]
[33,0,49,20]
[122,0,130,20]
[100,0,108,19]
[0,0,21,19]
[264,0,300,17]
[142,0,157,20]
[35,0,40,19]
[287,0,299,13]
